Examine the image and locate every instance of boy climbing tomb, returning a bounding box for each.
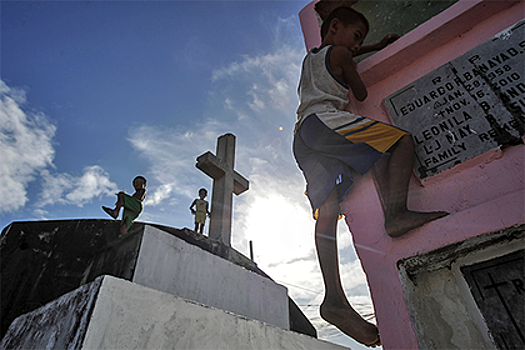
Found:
[293,4,448,347]
[102,175,147,237]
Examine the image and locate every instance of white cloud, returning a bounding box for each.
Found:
[0,80,119,214]
[211,45,303,119]
[0,80,56,213]
[128,124,221,206]
[144,183,175,207]
[32,208,49,219]
[0,89,208,219]
[128,41,305,209]
[39,165,117,207]
[341,259,370,294]
[65,166,117,204]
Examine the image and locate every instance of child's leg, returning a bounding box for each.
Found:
[120,222,128,236]
[102,192,125,219]
[316,187,380,347]
[199,224,204,235]
[194,223,199,232]
[385,135,448,237]
[115,192,125,211]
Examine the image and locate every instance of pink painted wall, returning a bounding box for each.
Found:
[299,1,525,349]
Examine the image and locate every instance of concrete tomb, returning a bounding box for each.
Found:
[1,275,348,350]
[299,0,525,348]
[84,223,289,329]
[0,219,321,348]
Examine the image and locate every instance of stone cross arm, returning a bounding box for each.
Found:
[196,152,249,195]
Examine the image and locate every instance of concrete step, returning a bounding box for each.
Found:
[84,224,290,330]
[1,275,351,350]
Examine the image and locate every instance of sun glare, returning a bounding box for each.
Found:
[243,194,314,268]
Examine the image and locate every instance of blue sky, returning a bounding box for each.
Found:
[1,1,378,348]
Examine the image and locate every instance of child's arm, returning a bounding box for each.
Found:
[330,46,367,101]
[355,34,399,57]
[133,189,146,201]
[190,199,197,214]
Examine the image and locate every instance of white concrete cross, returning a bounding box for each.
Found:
[196,133,249,246]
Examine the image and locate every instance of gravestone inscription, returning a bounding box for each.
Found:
[385,19,525,178]
[461,250,525,350]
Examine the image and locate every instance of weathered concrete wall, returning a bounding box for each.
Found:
[0,278,103,349]
[299,1,525,348]
[402,267,488,349]
[1,276,349,350]
[398,227,524,349]
[0,219,125,337]
[132,225,290,330]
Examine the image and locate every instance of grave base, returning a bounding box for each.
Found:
[1,276,349,350]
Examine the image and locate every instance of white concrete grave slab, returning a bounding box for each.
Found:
[1,275,351,350]
[131,225,289,330]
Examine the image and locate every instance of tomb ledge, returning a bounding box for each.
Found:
[357,0,523,88]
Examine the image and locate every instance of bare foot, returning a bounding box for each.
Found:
[320,300,381,347]
[385,210,448,237]
[102,206,118,219]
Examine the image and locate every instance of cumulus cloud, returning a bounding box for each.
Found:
[128,125,221,208]
[144,183,175,207]
[1,79,118,214]
[211,45,303,118]
[129,41,305,207]
[0,80,56,213]
[39,165,117,207]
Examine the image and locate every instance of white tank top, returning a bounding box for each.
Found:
[295,46,368,134]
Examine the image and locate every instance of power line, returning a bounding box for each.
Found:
[275,280,322,295]
[274,280,376,321]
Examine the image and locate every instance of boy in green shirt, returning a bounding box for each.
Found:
[103,175,147,237]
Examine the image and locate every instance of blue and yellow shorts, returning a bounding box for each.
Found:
[293,114,409,217]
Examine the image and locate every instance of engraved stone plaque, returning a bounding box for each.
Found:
[461,250,525,350]
[385,20,525,178]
